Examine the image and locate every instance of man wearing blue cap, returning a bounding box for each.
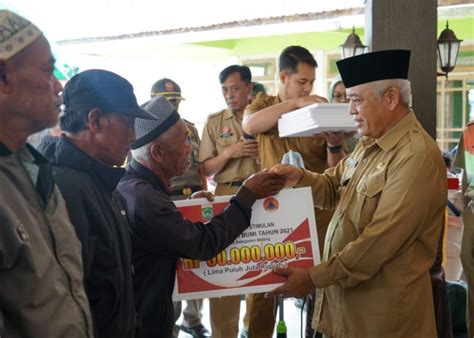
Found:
[117,96,285,338]
[267,50,447,338]
[0,10,94,337]
[38,69,154,338]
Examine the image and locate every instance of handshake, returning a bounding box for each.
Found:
[241,164,305,200]
[192,164,305,201]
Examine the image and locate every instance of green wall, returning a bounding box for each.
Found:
[193,29,364,55]
[190,17,472,57]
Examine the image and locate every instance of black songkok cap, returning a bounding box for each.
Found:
[336,49,411,88]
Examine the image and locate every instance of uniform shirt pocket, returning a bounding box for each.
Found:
[338,166,356,195]
[349,170,386,232]
[216,135,238,153]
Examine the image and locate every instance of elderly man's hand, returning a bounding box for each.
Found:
[243,171,285,199]
[190,190,214,201]
[270,164,304,188]
[265,267,315,298]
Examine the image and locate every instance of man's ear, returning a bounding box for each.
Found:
[385,87,400,111]
[247,82,254,101]
[248,82,254,93]
[150,141,164,164]
[87,108,104,134]
[279,70,288,84]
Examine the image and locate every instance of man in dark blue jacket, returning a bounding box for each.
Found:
[118,96,285,338]
[38,69,154,338]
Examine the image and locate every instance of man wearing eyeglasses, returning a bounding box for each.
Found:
[268,49,446,338]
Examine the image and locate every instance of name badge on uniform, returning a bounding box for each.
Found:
[219,126,233,138]
[347,157,358,168]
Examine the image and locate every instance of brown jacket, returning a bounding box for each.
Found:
[0,144,94,338]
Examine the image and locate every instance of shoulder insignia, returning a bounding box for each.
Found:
[207,109,226,119]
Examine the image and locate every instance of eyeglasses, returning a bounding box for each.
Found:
[332,93,350,101]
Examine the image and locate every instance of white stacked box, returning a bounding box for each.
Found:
[278,103,356,137]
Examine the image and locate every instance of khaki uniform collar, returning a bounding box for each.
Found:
[360,110,418,152]
[222,109,234,119]
[223,108,245,121]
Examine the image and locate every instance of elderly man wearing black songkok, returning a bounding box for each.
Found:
[117,96,285,338]
[267,50,447,338]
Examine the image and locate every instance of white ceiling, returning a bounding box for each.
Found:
[1,0,365,41]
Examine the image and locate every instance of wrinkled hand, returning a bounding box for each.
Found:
[191,190,214,201]
[265,267,314,298]
[270,164,304,188]
[224,138,259,159]
[296,94,328,109]
[243,171,285,199]
[321,131,355,147]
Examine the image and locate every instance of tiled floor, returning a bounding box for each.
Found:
[177,297,308,338]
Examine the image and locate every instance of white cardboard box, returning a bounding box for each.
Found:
[278,103,356,137]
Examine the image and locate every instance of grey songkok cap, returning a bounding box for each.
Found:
[0,10,42,60]
[132,95,181,150]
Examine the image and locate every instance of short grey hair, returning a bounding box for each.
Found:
[371,79,411,106]
[131,141,153,163]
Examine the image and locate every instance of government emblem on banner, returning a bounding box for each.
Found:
[263,197,279,212]
[201,206,213,221]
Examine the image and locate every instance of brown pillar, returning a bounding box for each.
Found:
[365,0,438,138]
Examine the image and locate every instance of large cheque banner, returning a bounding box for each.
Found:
[172,187,320,301]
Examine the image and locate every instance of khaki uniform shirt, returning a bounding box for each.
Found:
[199,109,258,184]
[244,93,330,172]
[244,93,333,254]
[171,120,203,192]
[298,112,446,338]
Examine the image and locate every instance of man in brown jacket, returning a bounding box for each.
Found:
[0,10,93,338]
[268,50,446,338]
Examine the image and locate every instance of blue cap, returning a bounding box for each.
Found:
[63,69,154,119]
